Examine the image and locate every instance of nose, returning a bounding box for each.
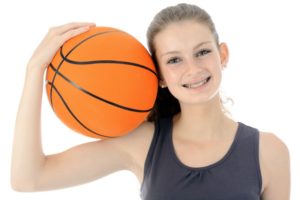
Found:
[185,59,202,76]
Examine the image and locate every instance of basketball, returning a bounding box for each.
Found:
[45,27,158,139]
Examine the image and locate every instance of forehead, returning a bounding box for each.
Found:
[154,20,214,54]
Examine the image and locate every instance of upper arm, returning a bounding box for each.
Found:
[260,132,290,200]
[35,121,154,191]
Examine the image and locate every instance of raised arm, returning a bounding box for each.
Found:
[11,23,148,192]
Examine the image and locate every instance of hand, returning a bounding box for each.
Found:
[27,22,96,73]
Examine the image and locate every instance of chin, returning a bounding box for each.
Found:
[179,90,221,106]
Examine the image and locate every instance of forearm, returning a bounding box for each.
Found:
[11,66,46,191]
[11,23,95,191]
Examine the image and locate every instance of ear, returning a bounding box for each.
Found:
[218,42,229,69]
[158,68,167,88]
[159,79,167,88]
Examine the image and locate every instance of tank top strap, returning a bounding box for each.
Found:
[142,117,171,185]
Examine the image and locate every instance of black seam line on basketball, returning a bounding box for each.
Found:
[46,80,115,138]
[49,63,153,113]
[61,55,158,77]
[49,30,117,108]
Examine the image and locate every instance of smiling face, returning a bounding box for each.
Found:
[154,20,228,105]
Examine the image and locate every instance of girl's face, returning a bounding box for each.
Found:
[154,20,228,105]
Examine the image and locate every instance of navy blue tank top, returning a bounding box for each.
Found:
[140,117,262,200]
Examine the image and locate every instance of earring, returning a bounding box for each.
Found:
[160,84,167,88]
[159,80,167,88]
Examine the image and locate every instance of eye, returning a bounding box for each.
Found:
[167,57,181,64]
[195,49,211,57]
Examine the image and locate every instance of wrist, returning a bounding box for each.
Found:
[25,66,46,85]
[26,62,46,77]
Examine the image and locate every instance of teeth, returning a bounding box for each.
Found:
[183,77,210,88]
[188,80,206,88]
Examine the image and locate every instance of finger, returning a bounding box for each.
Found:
[50,22,96,35]
[60,25,92,43]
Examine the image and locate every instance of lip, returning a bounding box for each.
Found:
[182,76,211,88]
[180,76,211,92]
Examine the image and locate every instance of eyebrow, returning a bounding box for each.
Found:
[159,41,212,58]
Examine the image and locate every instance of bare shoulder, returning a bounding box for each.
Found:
[110,121,155,179]
[259,132,290,199]
[115,121,155,152]
[123,121,155,142]
[259,132,290,162]
[124,121,155,157]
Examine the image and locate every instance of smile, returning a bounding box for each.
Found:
[182,76,211,88]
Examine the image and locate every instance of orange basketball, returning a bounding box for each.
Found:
[45,27,158,139]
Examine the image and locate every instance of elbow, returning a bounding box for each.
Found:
[11,177,38,192]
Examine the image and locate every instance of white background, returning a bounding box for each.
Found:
[1,0,299,199]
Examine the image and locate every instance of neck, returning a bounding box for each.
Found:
[174,95,232,140]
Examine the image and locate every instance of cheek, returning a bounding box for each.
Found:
[162,72,175,85]
[212,65,223,88]
[207,55,223,73]
[160,66,177,82]
[204,57,223,83]
[164,69,184,86]
[212,64,223,82]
